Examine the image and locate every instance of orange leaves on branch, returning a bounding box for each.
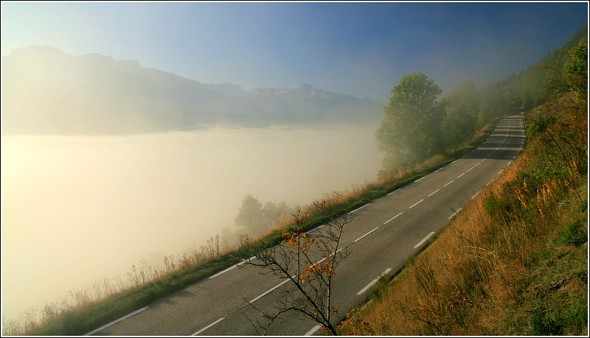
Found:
[298,255,337,284]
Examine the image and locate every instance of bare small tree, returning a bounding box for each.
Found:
[244,200,353,335]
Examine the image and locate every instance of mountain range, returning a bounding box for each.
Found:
[1,46,383,135]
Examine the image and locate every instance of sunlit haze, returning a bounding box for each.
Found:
[2,126,382,320]
[1,0,588,327]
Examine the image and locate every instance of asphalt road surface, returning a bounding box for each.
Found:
[87,115,525,336]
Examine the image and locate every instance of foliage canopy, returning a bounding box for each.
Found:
[376,73,444,169]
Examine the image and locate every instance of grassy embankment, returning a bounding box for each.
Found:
[338,93,588,334]
[3,119,499,336]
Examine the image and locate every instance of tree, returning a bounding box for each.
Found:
[564,42,587,99]
[526,41,587,202]
[235,195,265,234]
[243,201,354,335]
[441,81,480,150]
[234,195,293,237]
[376,73,444,170]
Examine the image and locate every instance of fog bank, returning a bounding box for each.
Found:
[1,125,382,320]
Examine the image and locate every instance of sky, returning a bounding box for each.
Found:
[1,1,588,103]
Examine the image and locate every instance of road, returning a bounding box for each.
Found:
[87,115,525,336]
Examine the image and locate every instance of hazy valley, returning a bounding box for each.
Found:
[1,47,384,321]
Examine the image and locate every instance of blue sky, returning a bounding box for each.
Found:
[1,1,587,103]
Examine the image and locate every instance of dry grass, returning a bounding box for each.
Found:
[338,101,587,336]
[0,122,496,336]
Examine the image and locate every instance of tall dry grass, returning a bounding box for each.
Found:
[2,234,229,336]
[2,122,494,336]
[339,90,587,335]
[339,149,575,334]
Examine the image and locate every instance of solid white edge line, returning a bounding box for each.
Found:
[409,198,424,209]
[209,264,237,279]
[306,224,326,234]
[236,256,257,266]
[354,227,379,243]
[414,232,436,249]
[356,268,392,295]
[414,176,425,183]
[471,191,480,200]
[236,256,256,266]
[348,203,370,214]
[448,208,463,220]
[84,306,149,335]
[384,211,403,224]
[428,188,440,197]
[192,317,225,336]
[249,278,290,304]
[305,324,322,336]
[387,189,400,196]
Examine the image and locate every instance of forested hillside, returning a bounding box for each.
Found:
[479,25,587,116]
[339,26,587,336]
[375,25,587,172]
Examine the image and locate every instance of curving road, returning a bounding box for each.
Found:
[87,115,525,336]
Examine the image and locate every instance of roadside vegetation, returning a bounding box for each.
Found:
[1,107,497,336]
[3,25,586,337]
[338,37,587,335]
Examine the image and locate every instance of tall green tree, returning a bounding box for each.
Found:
[564,42,587,98]
[441,81,480,150]
[376,73,444,170]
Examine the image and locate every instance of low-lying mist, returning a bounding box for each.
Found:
[1,125,382,321]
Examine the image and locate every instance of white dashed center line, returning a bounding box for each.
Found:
[383,212,403,224]
[192,317,225,336]
[249,278,290,304]
[428,189,440,197]
[354,227,379,243]
[409,199,424,209]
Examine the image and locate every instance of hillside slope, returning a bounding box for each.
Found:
[338,29,588,336]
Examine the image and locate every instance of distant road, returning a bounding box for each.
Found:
[88,115,525,336]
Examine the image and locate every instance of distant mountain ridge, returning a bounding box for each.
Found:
[1,46,383,135]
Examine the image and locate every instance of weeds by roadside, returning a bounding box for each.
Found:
[337,41,587,336]
[2,121,495,336]
[338,143,587,336]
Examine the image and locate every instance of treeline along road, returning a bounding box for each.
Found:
[87,115,525,336]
